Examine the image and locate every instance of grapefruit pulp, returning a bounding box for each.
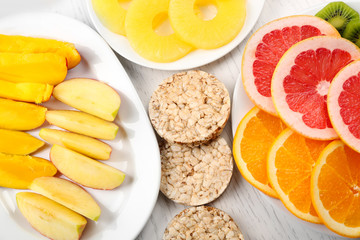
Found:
[328,60,360,153]
[242,15,340,115]
[272,36,360,140]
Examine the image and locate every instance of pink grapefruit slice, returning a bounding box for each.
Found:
[242,15,340,116]
[272,36,360,140]
[328,60,360,153]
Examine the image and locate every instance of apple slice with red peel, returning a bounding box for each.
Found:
[16,192,87,240]
[50,145,125,190]
[40,128,112,160]
[53,78,121,121]
[46,110,119,140]
[30,177,101,221]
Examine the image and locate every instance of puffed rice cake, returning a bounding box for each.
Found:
[160,136,233,206]
[149,70,230,146]
[163,206,244,240]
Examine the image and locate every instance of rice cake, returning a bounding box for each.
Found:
[163,206,244,240]
[160,136,233,206]
[149,70,230,146]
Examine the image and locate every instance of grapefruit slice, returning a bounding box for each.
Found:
[311,140,360,238]
[328,60,360,153]
[242,15,340,115]
[233,107,286,198]
[267,128,330,223]
[272,36,360,140]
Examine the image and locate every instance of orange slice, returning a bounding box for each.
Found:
[267,128,330,223]
[311,140,360,238]
[233,107,286,198]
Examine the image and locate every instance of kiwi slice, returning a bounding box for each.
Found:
[316,1,359,35]
[343,20,360,47]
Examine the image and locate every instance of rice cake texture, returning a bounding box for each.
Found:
[149,70,230,146]
[163,206,244,240]
[160,137,233,206]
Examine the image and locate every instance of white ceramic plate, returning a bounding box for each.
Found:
[231,0,360,237]
[86,0,265,71]
[0,12,161,240]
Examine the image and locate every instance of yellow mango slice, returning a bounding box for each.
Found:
[0,129,44,155]
[0,53,67,85]
[0,79,53,103]
[0,98,47,130]
[0,34,81,69]
[0,153,57,189]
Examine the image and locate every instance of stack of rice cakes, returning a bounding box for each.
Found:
[149,71,244,239]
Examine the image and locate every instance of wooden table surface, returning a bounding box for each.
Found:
[0,0,348,239]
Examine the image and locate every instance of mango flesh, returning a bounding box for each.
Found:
[0,79,53,103]
[0,153,57,189]
[40,128,112,160]
[0,129,44,155]
[0,52,67,85]
[50,145,125,190]
[0,98,47,130]
[46,110,119,140]
[0,34,81,69]
[53,78,121,121]
[16,192,87,240]
[30,177,101,221]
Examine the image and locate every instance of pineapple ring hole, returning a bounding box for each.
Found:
[152,12,174,36]
[118,0,131,10]
[194,0,218,21]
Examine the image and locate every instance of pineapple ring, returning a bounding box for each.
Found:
[169,0,246,49]
[92,0,130,36]
[125,0,193,63]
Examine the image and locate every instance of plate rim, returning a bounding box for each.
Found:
[86,0,265,71]
[0,11,161,240]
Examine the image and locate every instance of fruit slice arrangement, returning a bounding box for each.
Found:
[0,35,126,240]
[234,1,360,237]
[92,0,246,62]
[242,15,340,115]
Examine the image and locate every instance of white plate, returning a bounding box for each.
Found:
[231,0,360,237]
[86,0,265,71]
[0,12,161,240]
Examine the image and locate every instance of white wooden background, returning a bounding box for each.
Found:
[0,0,350,239]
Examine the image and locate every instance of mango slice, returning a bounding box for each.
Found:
[40,128,112,160]
[0,129,44,155]
[17,192,87,240]
[0,79,53,103]
[0,98,47,130]
[0,153,57,189]
[53,78,121,121]
[46,110,119,140]
[0,52,67,85]
[0,34,81,69]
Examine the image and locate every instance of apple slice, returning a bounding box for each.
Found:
[17,192,87,240]
[46,110,118,140]
[40,128,111,160]
[50,145,125,190]
[0,129,44,155]
[0,153,57,189]
[53,78,121,121]
[30,177,101,221]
